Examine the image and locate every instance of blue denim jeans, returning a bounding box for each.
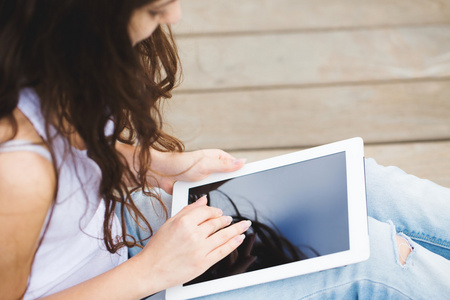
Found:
[126,158,450,299]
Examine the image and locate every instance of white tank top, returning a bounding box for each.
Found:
[6,88,128,299]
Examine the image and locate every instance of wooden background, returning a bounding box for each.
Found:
[163,0,450,187]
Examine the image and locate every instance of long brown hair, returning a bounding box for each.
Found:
[0,0,182,252]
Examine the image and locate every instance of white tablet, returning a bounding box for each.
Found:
[167,137,369,300]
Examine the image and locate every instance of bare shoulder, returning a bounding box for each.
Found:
[0,150,55,212]
[0,143,55,297]
[0,107,54,210]
[0,104,58,296]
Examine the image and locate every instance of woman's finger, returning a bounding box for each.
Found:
[206,233,247,266]
[181,195,208,211]
[176,201,223,227]
[199,215,233,237]
[206,220,252,258]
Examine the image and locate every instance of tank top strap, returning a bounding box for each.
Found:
[17,88,115,140]
[17,88,53,140]
[0,140,52,162]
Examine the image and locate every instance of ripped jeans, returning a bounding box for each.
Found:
[128,158,450,299]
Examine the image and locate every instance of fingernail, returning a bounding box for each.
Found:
[195,195,207,203]
[233,158,247,165]
[224,216,232,225]
[235,234,246,243]
[241,220,252,230]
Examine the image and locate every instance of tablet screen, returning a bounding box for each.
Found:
[185,152,349,286]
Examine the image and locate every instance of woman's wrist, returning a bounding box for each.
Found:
[126,246,176,297]
[149,148,186,170]
[123,254,161,298]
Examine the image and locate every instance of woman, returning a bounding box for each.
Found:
[0,1,449,299]
[0,1,249,299]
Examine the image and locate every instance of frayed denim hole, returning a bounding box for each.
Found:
[397,234,415,267]
[388,220,415,268]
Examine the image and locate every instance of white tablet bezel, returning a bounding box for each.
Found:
[167,137,369,300]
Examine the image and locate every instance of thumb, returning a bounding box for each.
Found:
[199,150,246,174]
[206,155,247,173]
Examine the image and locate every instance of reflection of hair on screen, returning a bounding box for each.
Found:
[185,185,318,286]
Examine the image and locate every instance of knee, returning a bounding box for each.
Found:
[396,235,413,265]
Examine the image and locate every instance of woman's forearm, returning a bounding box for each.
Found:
[42,255,157,300]
[115,142,176,190]
[116,143,245,195]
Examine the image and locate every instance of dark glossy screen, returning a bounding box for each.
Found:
[185,152,349,285]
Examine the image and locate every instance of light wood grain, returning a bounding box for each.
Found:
[176,26,450,91]
[165,1,450,190]
[174,0,450,35]
[164,80,450,150]
[226,141,450,188]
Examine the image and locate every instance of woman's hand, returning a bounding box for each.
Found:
[40,196,251,300]
[131,196,252,293]
[148,149,246,194]
[116,144,246,194]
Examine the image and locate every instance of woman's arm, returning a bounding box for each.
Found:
[0,149,250,299]
[0,152,55,299]
[42,196,250,300]
[116,142,246,194]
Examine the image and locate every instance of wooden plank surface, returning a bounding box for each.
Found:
[226,141,450,188]
[166,1,450,190]
[174,0,450,35]
[176,26,450,91]
[164,80,450,150]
